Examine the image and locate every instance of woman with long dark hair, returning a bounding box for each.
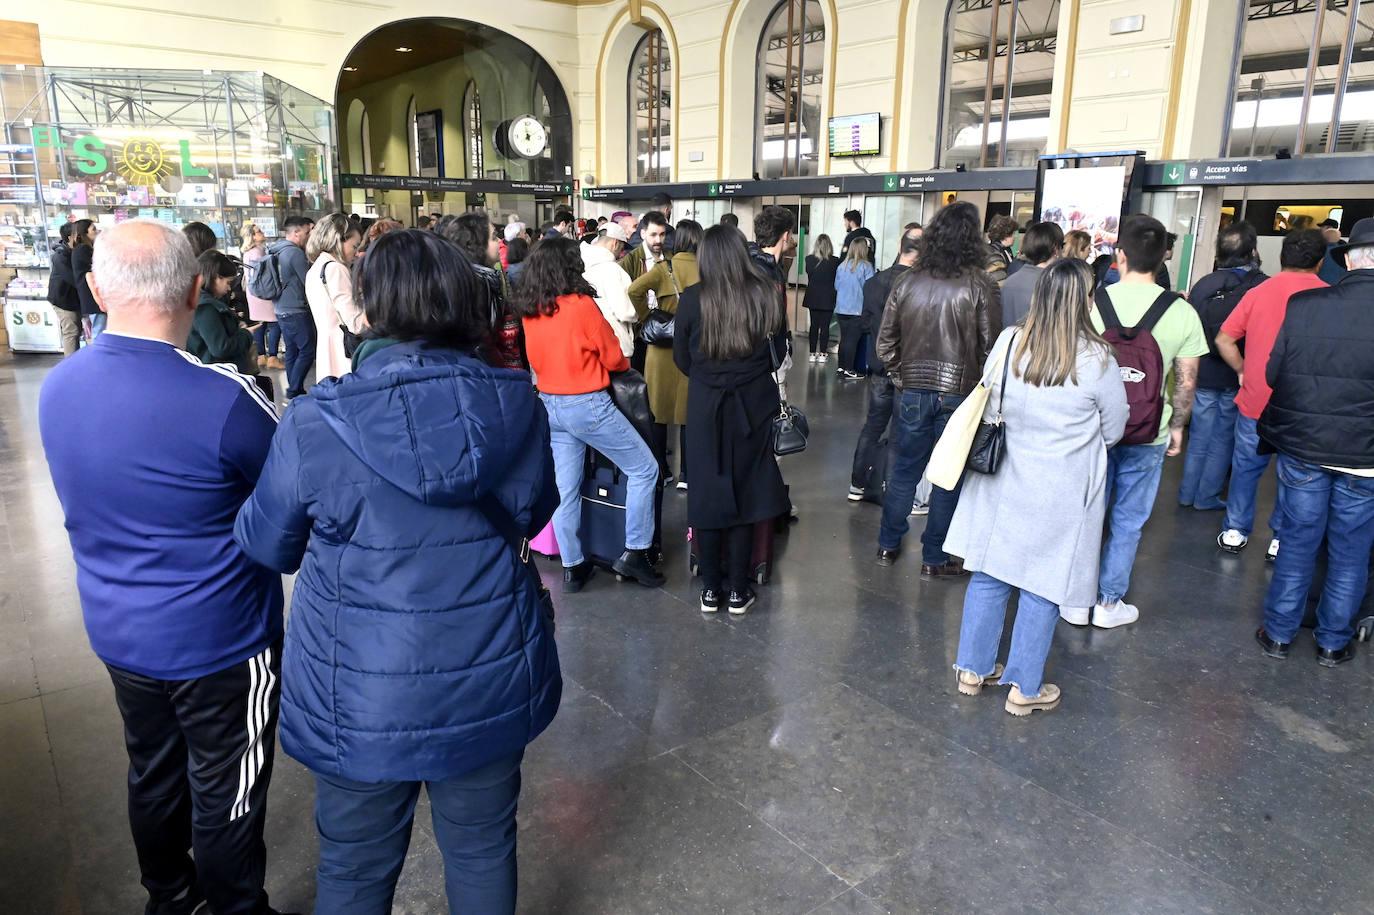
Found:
[235,229,561,912]
[69,219,102,339]
[944,259,1128,715]
[673,225,790,614]
[514,236,665,591]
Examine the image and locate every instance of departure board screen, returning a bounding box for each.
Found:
[828,113,881,158]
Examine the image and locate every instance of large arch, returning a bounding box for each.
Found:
[595,3,681,185]
[718,0,837,179]
[334,18,574,185]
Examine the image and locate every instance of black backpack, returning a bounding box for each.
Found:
[1195,269,1267,359]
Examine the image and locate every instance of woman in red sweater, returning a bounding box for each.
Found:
[514,237,664,591]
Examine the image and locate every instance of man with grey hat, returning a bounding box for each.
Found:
[1252,217,1374,667]
[582,222,637,356]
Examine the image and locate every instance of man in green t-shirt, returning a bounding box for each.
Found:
[1061,214,1208,630]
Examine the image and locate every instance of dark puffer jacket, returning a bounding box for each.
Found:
[1259,269,1374,470]
[876,267,1001,396]
[234,342,561,782]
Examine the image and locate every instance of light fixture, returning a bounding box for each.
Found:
[343,66,357,72]
[395,46,412,52]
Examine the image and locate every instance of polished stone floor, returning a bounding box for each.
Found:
[3,349,1373,915]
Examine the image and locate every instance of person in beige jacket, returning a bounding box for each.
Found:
[581,223,637,357]
[306,213,366,381]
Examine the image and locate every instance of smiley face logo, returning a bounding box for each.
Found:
[115,137,172,186]
[25,312,40,324]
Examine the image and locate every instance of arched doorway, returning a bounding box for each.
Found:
[336,18,573,220]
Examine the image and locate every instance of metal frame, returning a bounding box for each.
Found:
[629,28,671,182]
[752,0,825,180]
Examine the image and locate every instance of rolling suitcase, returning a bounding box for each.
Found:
[578,446,663,573]
[530,521,559,559]
[687,520,775,585]
[859,437,889,504]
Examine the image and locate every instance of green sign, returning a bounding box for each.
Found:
[582,189,590,200]
[32,127,209,180]
[1160,162,1186,186]
[708,182,719,196]
[883,174,898,191]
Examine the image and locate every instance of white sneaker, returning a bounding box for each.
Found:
[1266,538,1280,562]
[1217,529,1248,553]
[676,480,688,491]
[847,485,864,502]
[910,501,929,516]
[1092,600,1139,629]
[1059,605,1091,626]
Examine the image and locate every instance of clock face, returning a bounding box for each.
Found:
[509,115,547,158]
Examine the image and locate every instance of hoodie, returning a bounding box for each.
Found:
[234,342,561,781]
[581,241,638,357]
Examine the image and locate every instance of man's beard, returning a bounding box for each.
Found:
[649,242,664,256]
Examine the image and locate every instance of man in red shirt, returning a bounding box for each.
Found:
[1214,228,1327,558]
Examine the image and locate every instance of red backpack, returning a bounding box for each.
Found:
[1094,287,1181,446]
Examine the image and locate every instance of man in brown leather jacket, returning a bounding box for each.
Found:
[874,201,1001,576]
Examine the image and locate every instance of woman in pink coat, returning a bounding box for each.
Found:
[239,222,283,368]
[305,213,367,380]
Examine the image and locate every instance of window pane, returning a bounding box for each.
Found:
[630,30,671,182]
[756,0,825,179]
[1334,1,1374,151]
[942,0,1056,168]
[1229,2,1320,156]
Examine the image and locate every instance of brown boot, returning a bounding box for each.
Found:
[266,356,286,370]
[257,354,269,367]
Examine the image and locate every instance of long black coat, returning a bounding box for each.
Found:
[47,243,80,312]
[673,286,790,530]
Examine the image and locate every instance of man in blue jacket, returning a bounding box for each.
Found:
[38,219,291,915]
[270,215,314,400]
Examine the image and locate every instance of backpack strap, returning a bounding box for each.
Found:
[1095,287,1178,339]
[474,491,546,596]
[1136,290,1181,336]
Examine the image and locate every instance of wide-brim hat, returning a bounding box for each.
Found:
[1329,216,1374,260]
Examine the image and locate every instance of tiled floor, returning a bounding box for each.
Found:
[2,350,1372,914]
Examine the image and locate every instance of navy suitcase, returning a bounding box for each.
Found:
[578,446,663,572]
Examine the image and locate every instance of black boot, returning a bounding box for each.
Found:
[562,561,596,593]
[612,549,665,587]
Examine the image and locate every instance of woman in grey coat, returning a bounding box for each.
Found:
[944,259,1128,716]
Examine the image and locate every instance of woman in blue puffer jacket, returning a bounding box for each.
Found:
[234,229,560,915]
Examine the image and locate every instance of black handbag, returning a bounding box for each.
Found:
[967,330,1016,475]
[607,369,655,447]
[773,402,809,456]
[639,309,676,347]
[638,259,681,347]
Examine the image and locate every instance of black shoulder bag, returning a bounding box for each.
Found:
[639,259,681,347]
[768,335,809,455]
[967,330,1017,475]
[320,259,365,357]
[475,492,556,628]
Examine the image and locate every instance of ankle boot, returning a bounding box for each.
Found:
[612,549,665,587]
[562,561,596,593]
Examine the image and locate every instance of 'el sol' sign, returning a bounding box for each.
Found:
[32,128,210,182]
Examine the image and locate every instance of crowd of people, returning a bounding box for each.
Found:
[32,189,1374,911]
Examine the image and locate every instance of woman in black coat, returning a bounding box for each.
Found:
[802,234,839,362]
[69,219,102,338]
[673,224,790,615]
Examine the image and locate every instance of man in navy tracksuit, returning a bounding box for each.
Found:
[38,220,291,915]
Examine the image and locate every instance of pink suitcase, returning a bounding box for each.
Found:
[530,521,560,558]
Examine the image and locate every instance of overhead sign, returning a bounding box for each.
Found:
[32,129,210,181]
[581,168,1036,201]
[342,173,571,195]
[1142,154,1374,187]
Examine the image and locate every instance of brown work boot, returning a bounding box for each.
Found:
[1005,683,1061,717]
[956,662,1005,696]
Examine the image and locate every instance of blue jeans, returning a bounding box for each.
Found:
[250,321,281,357]
[1223,413,1285,538]
[313,750,523,915]
[879,388,964,563]
[1178,387,1237,510]
[276,311,316,398]
[88,311,107,338]
[1097,441,1168,605]
[955,572,1060,698]
[1262,456,1374,648]
[850,375,899,489]
[540,390,658,567]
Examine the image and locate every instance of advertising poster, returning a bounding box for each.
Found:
[6,298,63,353]
[1039,165,1127,258]
[176,182,219,207]
[225,179,251,207]
[49,181,88,206]
[254,215,278,238]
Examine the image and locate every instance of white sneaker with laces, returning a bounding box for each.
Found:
[847,485,864,502]
[1092,600,1139,629]
[1266,538,1280,562]
[1059,605,1090,626]
[1217,529,1248,553]
[910,501,929,516]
